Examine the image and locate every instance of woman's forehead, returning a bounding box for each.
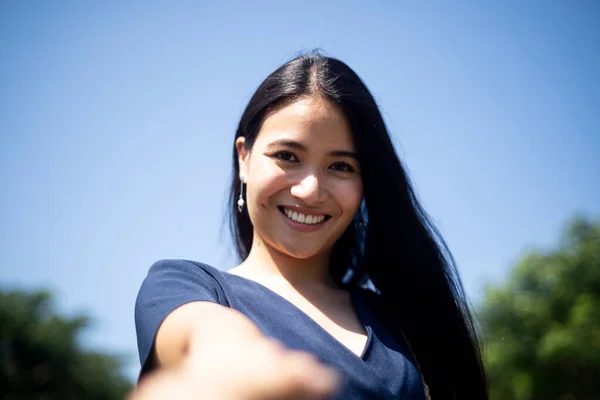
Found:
[256,97,355,150]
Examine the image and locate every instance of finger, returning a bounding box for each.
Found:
[130,369,223,400]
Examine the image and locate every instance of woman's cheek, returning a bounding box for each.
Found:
[336,180,363,214]
[252,170,289,206]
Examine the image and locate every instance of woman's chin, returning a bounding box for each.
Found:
[276,243,327,261]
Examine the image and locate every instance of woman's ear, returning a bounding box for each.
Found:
[235,137,249,181]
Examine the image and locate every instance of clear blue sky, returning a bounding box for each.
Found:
[1,1,599,380]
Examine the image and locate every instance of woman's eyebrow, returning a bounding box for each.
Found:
[266,139,306,151]
[267,139,358,160]
[328,150,359,160]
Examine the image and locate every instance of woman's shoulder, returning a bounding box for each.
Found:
[142,259,230,294]
[148,259,225,277]
[137,259,233,312]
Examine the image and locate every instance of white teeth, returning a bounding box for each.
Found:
[283,208,327,225]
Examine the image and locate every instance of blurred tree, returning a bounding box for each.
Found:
[0,289,132,399]
[479,217,600,400]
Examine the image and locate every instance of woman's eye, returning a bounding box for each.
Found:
[274,151,298,162]
[330,162,355,173]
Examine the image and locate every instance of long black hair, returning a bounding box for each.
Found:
[228,52,487,399]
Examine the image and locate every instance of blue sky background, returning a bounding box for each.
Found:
[1,1,599,380]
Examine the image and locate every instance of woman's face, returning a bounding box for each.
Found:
[237,96,363,260]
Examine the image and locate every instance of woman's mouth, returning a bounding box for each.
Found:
[277,206,331,225]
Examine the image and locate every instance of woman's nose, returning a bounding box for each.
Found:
[290,174,328,204]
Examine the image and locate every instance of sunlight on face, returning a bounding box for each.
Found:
[237,96,363,260]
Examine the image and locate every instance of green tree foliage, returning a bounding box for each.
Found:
[479,217,600,400]
[0,289,132,399]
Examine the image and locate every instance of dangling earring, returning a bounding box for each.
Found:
[237,175,245,212]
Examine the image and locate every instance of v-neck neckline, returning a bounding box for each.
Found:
[223,271,373,362]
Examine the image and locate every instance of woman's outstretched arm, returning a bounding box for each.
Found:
[132,301,340,400]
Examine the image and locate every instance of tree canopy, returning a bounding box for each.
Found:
[479,217,600,400]
[1,289,132,399]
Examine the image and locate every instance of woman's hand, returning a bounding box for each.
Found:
[131,332,340,400]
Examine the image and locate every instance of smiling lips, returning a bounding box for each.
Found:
[279,206,330,225]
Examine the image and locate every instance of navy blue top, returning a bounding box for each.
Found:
[135,259,426,400]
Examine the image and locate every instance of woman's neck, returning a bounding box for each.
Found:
[238,234,339,291]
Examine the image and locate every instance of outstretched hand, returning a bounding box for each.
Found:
[130,326,340,400]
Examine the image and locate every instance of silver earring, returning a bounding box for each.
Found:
[237,175,245,212]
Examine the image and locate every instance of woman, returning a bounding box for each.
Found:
[134,53,488,399]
